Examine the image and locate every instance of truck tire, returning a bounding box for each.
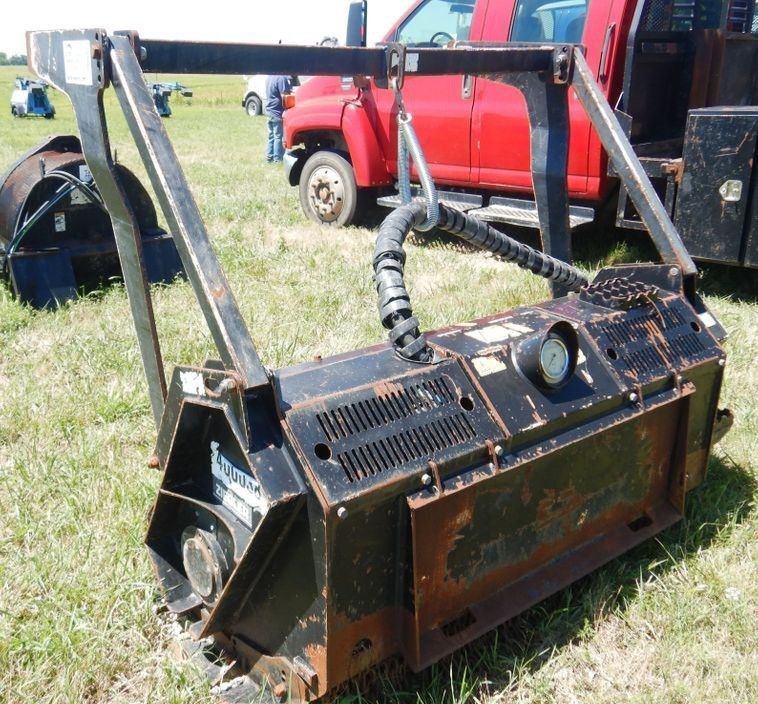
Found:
[245,95,263,117]
[299,151,358,227]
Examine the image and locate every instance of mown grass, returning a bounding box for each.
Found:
[0,65,755,704]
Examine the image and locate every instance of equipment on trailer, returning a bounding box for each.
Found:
[149,81,193,117]
[10,77,55,118]
[613,0,758,268]
[26,28,731,703]
[0,135,183,308]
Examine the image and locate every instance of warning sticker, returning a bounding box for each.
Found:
[54,212,66,232]
[465,322,533,344]
[78,164,92,182]
[698,311,717,328]
[210,441,267,527]
[63,40,93,86]
[471,355,507,377]
[179,370,205,396]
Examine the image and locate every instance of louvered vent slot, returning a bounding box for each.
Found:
[623,346,666,375]
[316,376,455,442]
[603,307,684,348]
[337,412,476,483]
[600,302,709,376]
[668,332,705,359]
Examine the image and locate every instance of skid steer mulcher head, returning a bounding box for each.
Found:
[0,135,183,308]
[146,260,726,702]
[24,28,730,703]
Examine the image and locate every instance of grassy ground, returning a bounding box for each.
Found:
[0,65,755,704]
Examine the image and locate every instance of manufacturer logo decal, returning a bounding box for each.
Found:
[210,441,267,527]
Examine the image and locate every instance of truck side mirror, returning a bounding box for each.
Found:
[346,0,368,47]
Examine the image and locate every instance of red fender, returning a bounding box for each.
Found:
[285,92,392,188]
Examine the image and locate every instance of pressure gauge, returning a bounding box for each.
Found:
[539,335,571,386]
[513,320,578,390]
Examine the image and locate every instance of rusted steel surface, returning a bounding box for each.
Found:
[142,262,725,701]
[674,107,758,268]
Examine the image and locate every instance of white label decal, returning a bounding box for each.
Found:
[698,311,716,328]
[69,189,88,205]
[472,355,507,377]
[78,164,92,182]
[405,53,419,72]
[179,370,205,396]
[54,212,66,232]
[465,322,533,344]
[210,441,267,527]
[63,40,93,86]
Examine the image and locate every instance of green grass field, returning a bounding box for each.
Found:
[0,65,755,704]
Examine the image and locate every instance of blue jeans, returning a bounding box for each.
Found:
[266,116,284,162]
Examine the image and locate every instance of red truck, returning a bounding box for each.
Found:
[283,0,758,268]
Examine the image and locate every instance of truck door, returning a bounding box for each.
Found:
[374,0,488,185]
[472,0,615,199]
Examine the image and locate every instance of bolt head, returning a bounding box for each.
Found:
[494,444,504,456]
[336,506,348,520]
[421,473,432,486]
[628,391,639,403]
[669,267,679,278]
[718,358,726,367]
[273,682,287,699]
[147,454,160,469]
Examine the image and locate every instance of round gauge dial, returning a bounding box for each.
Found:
[539,336,570,385]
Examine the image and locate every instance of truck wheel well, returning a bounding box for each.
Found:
[300,131,349,155]
[288,133,351,186]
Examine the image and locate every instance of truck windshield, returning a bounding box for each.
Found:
[511,0,589,43]
[396,0,475,47]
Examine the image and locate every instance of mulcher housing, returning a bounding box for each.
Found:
[149,265,725,700]
[0,135,182,307]
[25,27,730,703]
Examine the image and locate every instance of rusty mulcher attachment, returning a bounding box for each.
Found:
[25,29,730,703]
[0,135,182,308]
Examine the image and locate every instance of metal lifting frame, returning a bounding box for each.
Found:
[26,30,697,430]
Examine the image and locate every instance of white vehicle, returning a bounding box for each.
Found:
[241,75,267,116]
[242,74,302,116]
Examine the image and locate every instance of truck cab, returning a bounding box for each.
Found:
[284,0,622,224]
[284,0,758,268]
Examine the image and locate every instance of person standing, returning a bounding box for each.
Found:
[265,74,292,163]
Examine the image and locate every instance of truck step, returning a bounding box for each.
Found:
[377,190,482,212]
[468,197,595,230]
[377,192,595,230]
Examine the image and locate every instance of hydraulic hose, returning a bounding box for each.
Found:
[397,115,438,231]
[374,201,589,362]
[397,122,413,205]
[3,170,106,275]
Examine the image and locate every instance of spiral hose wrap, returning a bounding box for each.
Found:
[374,202,589,362]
